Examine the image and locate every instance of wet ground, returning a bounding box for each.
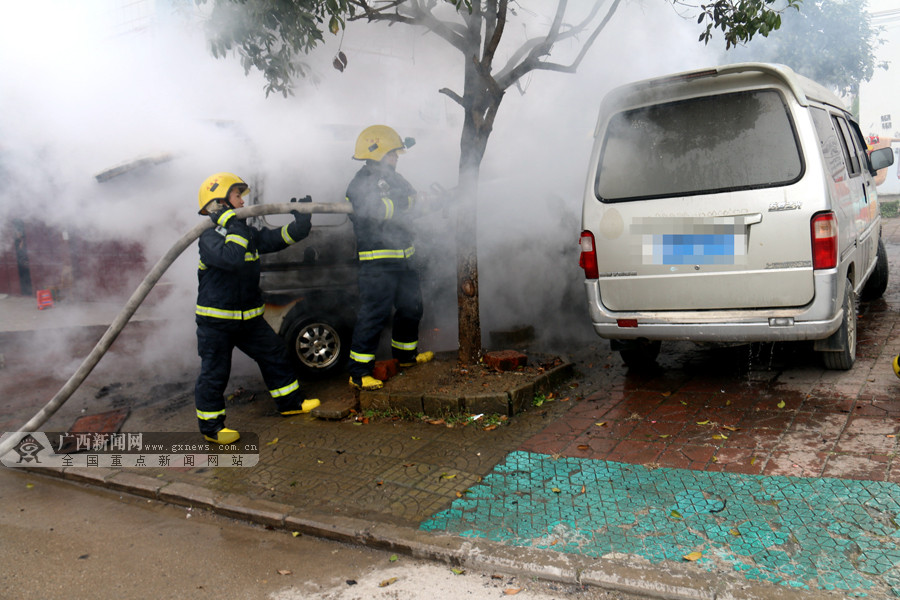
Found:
[0,218,898,599]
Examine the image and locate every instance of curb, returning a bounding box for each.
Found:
[18,464,836,600]
[359,359,576,417]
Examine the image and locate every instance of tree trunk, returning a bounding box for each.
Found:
[455,13,502,365]
[456,150,482,365]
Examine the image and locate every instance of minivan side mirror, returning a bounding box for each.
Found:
[868,147,894,173]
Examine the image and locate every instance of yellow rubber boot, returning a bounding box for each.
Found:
[399,351,434,368]
[349,375,383,390]
[204,428,240,445]
[280,399,321,416]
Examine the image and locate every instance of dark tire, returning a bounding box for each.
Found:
[860,239,889,301]
[284,315,351,379]
[821,278,857,371]
[618,339,662,370]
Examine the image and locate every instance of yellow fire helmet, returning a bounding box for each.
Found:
[893,354,900,379]
[353,125,412,161]
[198,172,249,215]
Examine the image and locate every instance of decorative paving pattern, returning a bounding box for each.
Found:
[421,450,900,597]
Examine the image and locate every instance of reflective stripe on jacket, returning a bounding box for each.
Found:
[346,161,417,266]
[196,216,310,322]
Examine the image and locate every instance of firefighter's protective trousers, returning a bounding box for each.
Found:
[195,317,302,435]
[348,263,423,378]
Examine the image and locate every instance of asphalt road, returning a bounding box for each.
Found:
[0,467,645,600]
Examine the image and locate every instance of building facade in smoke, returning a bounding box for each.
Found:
[0,219,147,300]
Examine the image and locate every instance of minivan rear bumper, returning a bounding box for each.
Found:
[584,271,844,343]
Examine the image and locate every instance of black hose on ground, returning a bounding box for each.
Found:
[0,202,353,458]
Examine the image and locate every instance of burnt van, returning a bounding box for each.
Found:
[578,63,894,370]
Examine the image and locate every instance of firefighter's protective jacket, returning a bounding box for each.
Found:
[196,213,311,321]
[346,160,418,266]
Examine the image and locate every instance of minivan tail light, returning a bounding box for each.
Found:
[579,231,599,279]
[811,212,837,270]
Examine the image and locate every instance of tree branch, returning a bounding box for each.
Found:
[482,0,507,69]
[496,0,622,89]
[439,87,464,106]
[348,0,469,53]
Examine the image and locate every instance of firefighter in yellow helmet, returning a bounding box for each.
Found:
[194,173,320,444]
[346,125,434,390]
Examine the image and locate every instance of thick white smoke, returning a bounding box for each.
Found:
[0,0,721,375]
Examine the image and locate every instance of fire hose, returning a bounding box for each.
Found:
[0,202,352,458]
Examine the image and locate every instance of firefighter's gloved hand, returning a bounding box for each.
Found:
[289,210,312,240]
[209,208,237,229]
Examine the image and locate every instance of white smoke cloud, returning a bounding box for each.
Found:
[0,0,722,374]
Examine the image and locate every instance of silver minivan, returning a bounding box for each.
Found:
[579,63,894,370]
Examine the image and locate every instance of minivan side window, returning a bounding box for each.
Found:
[595,89,803,202]
[833,115,861,177]
[810,107,849,184]
[848,118,876,173]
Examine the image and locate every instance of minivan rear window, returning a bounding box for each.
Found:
[596,89,803,202]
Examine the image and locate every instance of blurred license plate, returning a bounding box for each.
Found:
[649,233,738,265]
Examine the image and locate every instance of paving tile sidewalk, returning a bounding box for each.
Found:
[1,218,899,599]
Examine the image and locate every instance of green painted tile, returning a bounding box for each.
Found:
[421,451,900,596]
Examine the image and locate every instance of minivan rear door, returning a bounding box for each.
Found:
[590,87,815,312]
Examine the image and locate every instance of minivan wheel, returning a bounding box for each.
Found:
[860,239,888,301]
[821,278,857,371]
[617,339,662,370]
[284,316,351,379]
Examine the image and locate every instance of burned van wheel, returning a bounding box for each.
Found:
[860,239,888,301]
[284,316,351,379]
[821,278,857,371]
[617,339,662,370]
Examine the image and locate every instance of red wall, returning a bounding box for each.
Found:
[0,219,146,300]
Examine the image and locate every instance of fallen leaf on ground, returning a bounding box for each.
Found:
[504,588,523,595]
[451,568,465,575]
[683,551,703,561]
[379,577,398,587]
[389,554,398,562]
[777,400,786,409]
[595,422,606,427]
[551,487,561,493]
[697,420,710,425]
[277,569,292,576]
[291,532,301,537]
[483,424,498,431]
[441,473,456,480]
[577,444,590,451]
[267,437,279,445]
